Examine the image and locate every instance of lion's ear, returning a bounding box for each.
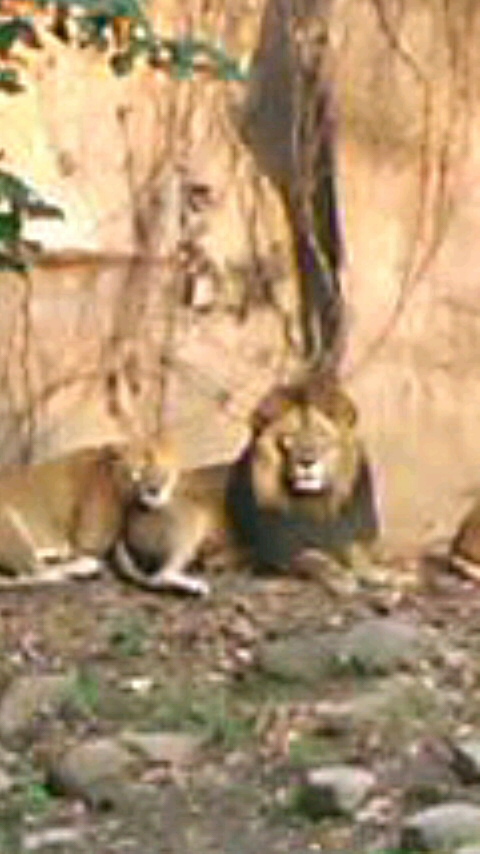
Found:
[316,390,358,428]
[98,443,126,465]
[306,373,358,428]
[331,392,358,428]
[251,385,294,435]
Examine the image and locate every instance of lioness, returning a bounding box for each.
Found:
[225,372,379,572]
[113,462,229,597]
[448,500,480,583]
[0,439,208,594]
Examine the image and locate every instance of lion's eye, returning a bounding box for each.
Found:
[278,434,294,450]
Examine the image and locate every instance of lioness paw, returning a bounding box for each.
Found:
[156,572,211,597]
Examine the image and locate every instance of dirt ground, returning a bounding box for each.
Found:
[0,551,479,854]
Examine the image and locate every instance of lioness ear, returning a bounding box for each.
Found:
[99,443,125,465]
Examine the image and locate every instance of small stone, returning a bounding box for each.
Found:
[0,744,18,768]
[292,765,376,819]
[338,617,426,675]
[311,675,427,735]
[356,795,394,826]
[47,737,138,809]
[401,802,480,851]
[120,731,203,768]
[123,677,154,695]
[451,738,480,784]
[0,766,14,792]
[258,633,338,684]
[403,737,459,807]
[0,673,72,741]
[23,826,83,850]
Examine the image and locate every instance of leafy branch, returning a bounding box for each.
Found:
[0,167,63,271]
[0,0,248,91]
[0,0,248,271]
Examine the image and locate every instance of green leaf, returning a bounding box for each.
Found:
[161,36,246,82]
[171,58,194,80]
[71,0,144,16]
[0,170,64,218]
[0,19,22,52]
[0,67,24,93]
[0,211,21,243]
[70,0,154,50]
[217,58,248,82]
[108,0,141,17]
[22,780,53,813]
[0,18,41,53]
[203,42,248,81]
[0,170,36,207]
[78,14,110,49]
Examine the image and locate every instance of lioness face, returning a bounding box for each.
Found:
[109,441,179,510]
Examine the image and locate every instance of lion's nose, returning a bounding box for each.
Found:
[297,450,318,468]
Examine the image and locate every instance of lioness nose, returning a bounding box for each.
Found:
[142,484,161,498]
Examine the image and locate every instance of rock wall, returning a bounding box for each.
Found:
[2,0,480,551]
[333,0,480,548]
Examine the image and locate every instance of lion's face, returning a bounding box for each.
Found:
[106,440,179,510]
[250,377,362,513]
[272,406,349,496]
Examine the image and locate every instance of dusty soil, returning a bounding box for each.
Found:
[0,554,479,854]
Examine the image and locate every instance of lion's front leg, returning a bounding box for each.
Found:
[0,507,102,584]
[113,540,210,596]
[0,507,63,577]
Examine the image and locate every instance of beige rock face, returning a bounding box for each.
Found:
[333,0,480,548]
[1,0,480,551]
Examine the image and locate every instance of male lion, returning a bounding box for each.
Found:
[0,438,209,594]
[225,371,379,572]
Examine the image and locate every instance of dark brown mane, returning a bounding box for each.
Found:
[251,370,355,435]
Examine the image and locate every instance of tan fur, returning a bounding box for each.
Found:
[449,501,480,582]
[112,463,229,596]
[112,372,378,591]
[0,438,177,585]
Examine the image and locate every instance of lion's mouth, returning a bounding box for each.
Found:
[134,470,177,510]
[289,461,331,494]
[136,483,171,510]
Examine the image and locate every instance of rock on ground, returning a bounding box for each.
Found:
[292,764,376,819]
[338,617,427,675]
[46,736,139,809]
[401,802,480,851]
[0,673,72,741]
[119,730,203,769]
